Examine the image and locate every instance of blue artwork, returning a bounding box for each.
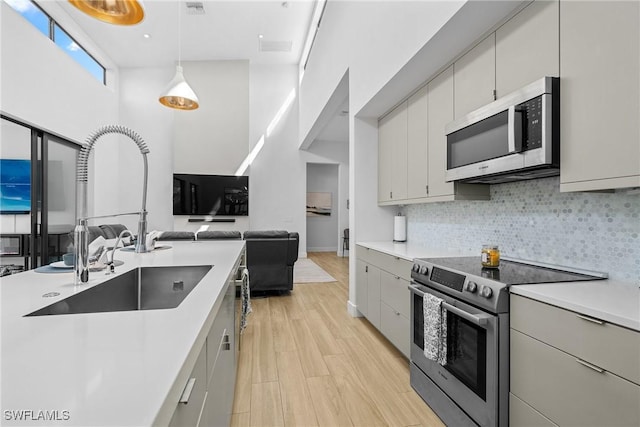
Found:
[0,159,31,214]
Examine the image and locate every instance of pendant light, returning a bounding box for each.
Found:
[68,0,144,25]
[159,0,199,110]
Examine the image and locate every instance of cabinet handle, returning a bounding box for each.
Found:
[365,265,368,273]
[395,310,400,316]
[395,276,400,280]
[575,358,605,374]
[178,378,196,404]
[425,185,429,194]
[577,314,605,325]
[390,191,393,199]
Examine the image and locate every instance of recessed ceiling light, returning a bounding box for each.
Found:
[143,33,151,39]
[258,34,264,39]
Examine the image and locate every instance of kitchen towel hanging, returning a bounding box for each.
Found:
[423,293,447,366]
[393,214,407,242]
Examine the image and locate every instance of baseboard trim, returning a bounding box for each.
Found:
[347,300,362,318]
[307,247,338,252]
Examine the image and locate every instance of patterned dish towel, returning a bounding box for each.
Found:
[240,267,252,333]
[423,293,447,366]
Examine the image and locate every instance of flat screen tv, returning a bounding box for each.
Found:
[0,159,31,214]
[173,174,248,216]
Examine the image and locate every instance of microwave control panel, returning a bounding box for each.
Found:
[517,95,543,150]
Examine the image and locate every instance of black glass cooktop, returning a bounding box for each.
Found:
[420,257,606,285]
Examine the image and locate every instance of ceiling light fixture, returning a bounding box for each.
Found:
[159,0,199,110]
[68,0,144,25]
[143,33,151,39]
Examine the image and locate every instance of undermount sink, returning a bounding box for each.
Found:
[26,265,212,316]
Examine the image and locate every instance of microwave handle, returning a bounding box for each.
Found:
[508,105,523,153]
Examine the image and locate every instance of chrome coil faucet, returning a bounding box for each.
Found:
[74,125,150,284]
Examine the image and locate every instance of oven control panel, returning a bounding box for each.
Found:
[411,258,509,313]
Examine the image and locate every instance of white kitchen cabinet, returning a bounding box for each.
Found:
[378,101,408,203]
[170,342,208,427]
[453,33,496,119]
[407,86,428,199]
[495,0,559,98]
[379,270,410,357]
[559,1,640,191]
[427,66,490,202]
[170,252,241,427]
[510,294,640,427]
[356,244,413,356]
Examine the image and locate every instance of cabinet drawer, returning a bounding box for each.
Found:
[356,245,372,263]
[509,393,557,427]
[368,249,412,281]
[380,301,410,358]
[380,270,410,318]
[511,329,640,427]
[511,294,640,384]
[170,343,208,427]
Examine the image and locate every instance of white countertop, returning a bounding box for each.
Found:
[359,240,639,332]
[0,240,245,426]
[510,280,640,332]
[357,240,475,261]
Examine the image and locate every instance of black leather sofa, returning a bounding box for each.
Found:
[243,230,299,293]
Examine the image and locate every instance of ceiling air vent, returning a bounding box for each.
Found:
[186,2,205,15]
[259,40,293,52]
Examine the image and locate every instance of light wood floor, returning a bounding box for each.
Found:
[231,252,444,427]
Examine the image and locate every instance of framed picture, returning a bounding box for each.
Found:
[307,192,332,216]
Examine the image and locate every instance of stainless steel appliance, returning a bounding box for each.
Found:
[409,256,606,426]
[445,77,559,184]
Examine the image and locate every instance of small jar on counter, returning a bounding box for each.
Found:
[481,245,500,268]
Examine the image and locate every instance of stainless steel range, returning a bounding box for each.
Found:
[408,256,606,427]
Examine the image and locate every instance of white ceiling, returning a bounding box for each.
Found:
[56,0,316,68]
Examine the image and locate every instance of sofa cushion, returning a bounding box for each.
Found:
[197,230,242,240]
[243,230,289,239]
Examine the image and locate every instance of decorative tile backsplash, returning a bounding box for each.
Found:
[405,177,639,283]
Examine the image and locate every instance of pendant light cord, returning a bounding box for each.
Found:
[178,0,182,67]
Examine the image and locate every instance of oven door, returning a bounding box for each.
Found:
[409,282,499,427]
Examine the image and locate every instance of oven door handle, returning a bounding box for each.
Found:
[410,284,492,327]
[442,302,492,326]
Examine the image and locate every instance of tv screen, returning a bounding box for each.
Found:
[173,174,248,216]
[0,159,31,214]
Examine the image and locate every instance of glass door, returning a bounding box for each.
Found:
[1,115,80,269]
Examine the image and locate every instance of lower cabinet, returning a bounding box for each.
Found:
[510,294,640,427]
[356,245,412,358]
[170,257,240,427]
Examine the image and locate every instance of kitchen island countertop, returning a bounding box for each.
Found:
[0,240,245,426]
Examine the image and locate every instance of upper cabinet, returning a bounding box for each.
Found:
[407,87,429,199]
[378,67,489,206]
[453,34,496,119]
[378,101,408,203]
[495,0,559,98]
[559,1,640,191]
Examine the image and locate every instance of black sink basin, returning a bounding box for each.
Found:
[26,265,212,316]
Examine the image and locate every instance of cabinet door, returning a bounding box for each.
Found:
[560,1,640,191]
[495,0,559,98]
[427,66,455,198]
[355,259,368,317]
[390,102,408,201]
[366,264,381,328]
[454,34,496,118]
[511,329,640,427]
[170,343,207,427]
[378,112,394,203]
[407,86,428,199]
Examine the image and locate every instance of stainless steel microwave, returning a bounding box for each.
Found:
[445,77,559,184]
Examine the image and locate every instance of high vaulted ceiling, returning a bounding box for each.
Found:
[56,0,316,68]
